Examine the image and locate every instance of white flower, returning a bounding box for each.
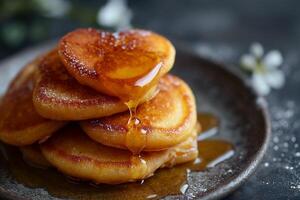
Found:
[97,0,132,30]
[240,42,285,96]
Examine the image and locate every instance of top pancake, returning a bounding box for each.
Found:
[0,59,65,146]
[81,74,197,152]
[33,50,128,120]
[58,28,175,104]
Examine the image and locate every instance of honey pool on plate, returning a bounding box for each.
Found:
[0,113,234,200]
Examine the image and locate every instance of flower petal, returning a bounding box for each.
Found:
[251,74,270,96]
[262,50,283,70]
[240,54,256,71]
[250,42,264,58]
[97,0,132,29]
[264,70,285,89]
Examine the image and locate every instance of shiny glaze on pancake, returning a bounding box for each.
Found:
[58,28,175,106]
[0,59,65,146]
[40,124,197,184]
[20,144,51,168]
[33,50,128,120]
[81,74,197,152]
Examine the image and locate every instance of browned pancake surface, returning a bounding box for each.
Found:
[40,124,197,184]
[58,28,175,103]
[33,50,128,120]
[0,59,65,146]
[81,74,197,151]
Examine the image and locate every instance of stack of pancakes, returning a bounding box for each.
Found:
[0,29,198,184]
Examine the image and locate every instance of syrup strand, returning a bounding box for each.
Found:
[125,101,149,180]
[125,101,147,155]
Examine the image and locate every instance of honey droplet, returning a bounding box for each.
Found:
[130,155,148,180]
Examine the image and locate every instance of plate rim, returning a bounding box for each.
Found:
[176,45,271,200]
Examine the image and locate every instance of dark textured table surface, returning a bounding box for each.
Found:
[1,0,300,199]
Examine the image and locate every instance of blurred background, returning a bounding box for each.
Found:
[1,0,300,199]
[0,0,299,59]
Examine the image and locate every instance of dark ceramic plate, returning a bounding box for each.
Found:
[0,44,270,200]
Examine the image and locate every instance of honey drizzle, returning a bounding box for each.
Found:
[125,100,148,178]
[0,113,235,200]
[125,101,147,155]
[134,62,163,87]
[120,54,163,156]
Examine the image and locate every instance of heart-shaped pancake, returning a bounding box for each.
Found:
[33,50,128,120]
[80,75,197,152]
[0,59,65,146]
[58,28,175,106]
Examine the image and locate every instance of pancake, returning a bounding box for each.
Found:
[0,59,65,146]
[33,50,128,120]
[80,74,197,152]
[20,144,51,168]
[40,125,197,184]
[58,28,175,106]
[164,130,198,167]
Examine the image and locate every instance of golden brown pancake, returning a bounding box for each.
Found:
[0,59,65,146]
[40,124,197,184]
[58,28,175,105]
[20,144,51,168]
[33,50,128,120]
[164,130,198,167]
[81,74,197,152]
